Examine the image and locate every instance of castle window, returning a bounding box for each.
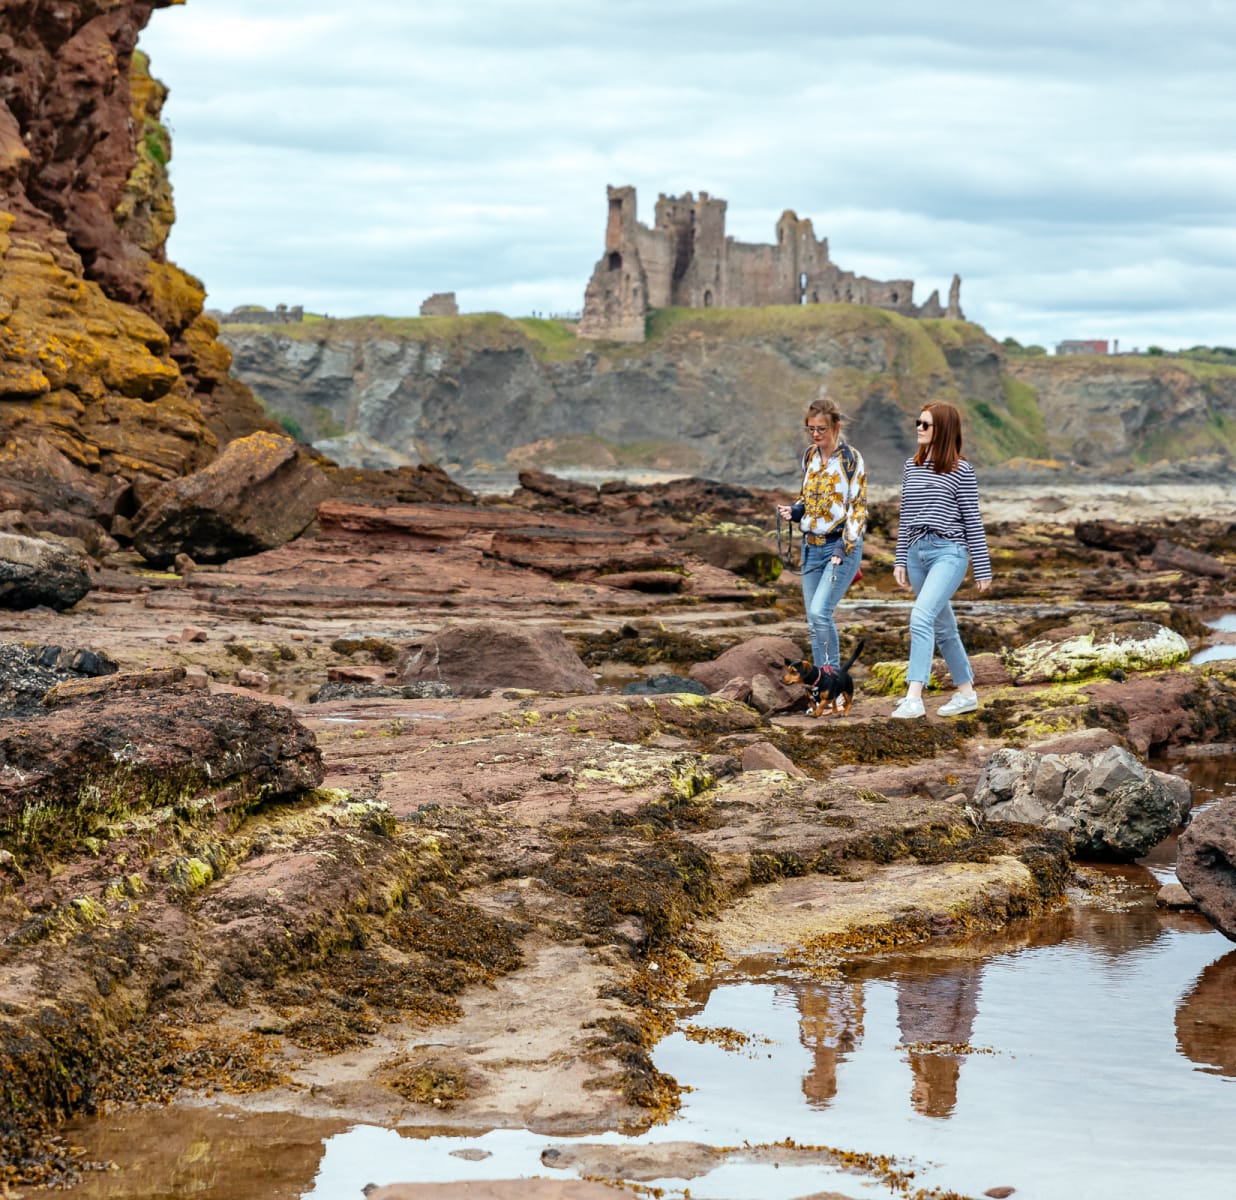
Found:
[703,289,712,307]
[633,286,640,298]
[799,272,808,304]
[891,291,899,303]
[608,252,622,271]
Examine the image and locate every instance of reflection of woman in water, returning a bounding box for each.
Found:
[796,980,866,1106]
[895,962,982,1118]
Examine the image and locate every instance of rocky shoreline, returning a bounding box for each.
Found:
[0,474,1233,1196]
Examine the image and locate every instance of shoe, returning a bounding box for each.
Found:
[938,691,978,716]
[890,697,925,720]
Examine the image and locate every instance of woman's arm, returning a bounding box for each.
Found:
[841,451,867,558]
[958,465,992,582]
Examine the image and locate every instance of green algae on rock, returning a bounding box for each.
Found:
[1008,621,1191,683]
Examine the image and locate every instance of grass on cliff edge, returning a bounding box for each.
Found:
[220,312,589,362]
[216,305,996,373]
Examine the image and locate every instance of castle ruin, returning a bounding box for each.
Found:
[419,291,459,317]
[578,186,963,342]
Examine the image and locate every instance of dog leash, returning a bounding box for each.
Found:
[775,510,802,574]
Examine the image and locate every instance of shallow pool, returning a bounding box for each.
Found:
[57,754,1236,1200]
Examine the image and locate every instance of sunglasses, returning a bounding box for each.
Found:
[915,419,933,429]
[805,425,834,435]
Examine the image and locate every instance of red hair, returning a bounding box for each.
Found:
[913,402,965,474]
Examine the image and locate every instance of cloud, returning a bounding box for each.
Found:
[141,0,1236,348]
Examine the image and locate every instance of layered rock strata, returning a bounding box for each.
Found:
[0,1,275,535]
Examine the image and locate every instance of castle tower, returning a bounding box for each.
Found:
[577,186,649,342]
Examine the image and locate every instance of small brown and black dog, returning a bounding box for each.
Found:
[781,639,865,717]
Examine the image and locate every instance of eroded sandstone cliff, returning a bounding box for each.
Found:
[0,0,274,530]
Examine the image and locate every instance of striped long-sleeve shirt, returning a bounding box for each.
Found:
[893,458,992,580]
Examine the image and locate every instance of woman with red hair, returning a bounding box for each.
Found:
[890,402,992,720]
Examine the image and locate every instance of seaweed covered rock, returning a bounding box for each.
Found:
[0,685,323,859]
[971,744,1191,860]
[1176,798,1236,942]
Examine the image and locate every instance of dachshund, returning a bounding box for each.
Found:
[780,639,865,717]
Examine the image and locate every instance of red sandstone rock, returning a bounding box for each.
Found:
[711,676,752,703]
[741,741,806,776]
[131,432,333,565]
[688,635,804,712]
[0,3,275,505]
[1176,798,1236,941]
[396,619,599,696]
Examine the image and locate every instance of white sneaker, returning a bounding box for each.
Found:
[938,691,978,716]
[890,697,925,719]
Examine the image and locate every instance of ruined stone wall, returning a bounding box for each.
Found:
[419,292,458,317]
[633,224,673,309]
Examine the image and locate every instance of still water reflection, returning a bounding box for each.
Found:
[56,755,1236,1200]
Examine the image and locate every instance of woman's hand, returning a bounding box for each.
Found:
[830,555,843,566]
[894,565,910,590]
[776,505,794,520]
[975,578,992,592]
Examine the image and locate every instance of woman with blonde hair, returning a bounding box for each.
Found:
[890,401,992,719]
[776,394,867,674]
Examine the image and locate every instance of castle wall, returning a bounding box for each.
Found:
[633,224,674,308]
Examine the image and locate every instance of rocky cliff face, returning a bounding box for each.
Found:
[221,309,1236,487]
[221,309,1030,488]
[0,0,274,529]
[1004,356,1236,469]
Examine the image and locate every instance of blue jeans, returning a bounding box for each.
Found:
[801,535,862,670]
[906,534,973,687]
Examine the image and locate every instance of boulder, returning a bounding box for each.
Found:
[0,531,92,610]
[1007,621,1189,684]
[711,676,752,704]
[130,432,333,566]
[688,635,804,713]
[396,620,598,696]
[972,744,1191,860]
[1176,798,1236,941]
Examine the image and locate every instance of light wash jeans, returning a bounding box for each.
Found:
[906,534,974,687]
[801,535,863,670]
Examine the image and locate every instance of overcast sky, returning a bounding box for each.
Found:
[139,0,1236,351]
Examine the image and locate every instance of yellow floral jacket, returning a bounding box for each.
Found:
[797,442,867,556]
